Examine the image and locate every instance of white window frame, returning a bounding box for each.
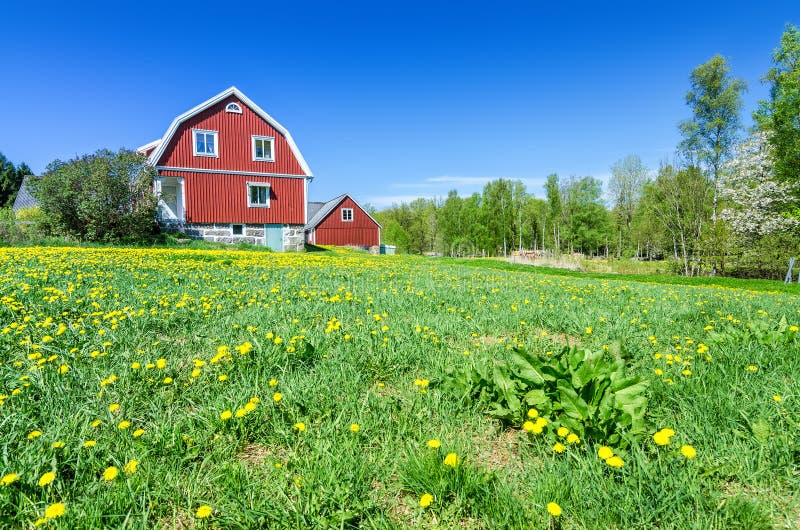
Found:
[247,182,271,208]
[193,129,218,157]
[231,223,244,235]
[226,103,242,114]
[252,135,275,162]
[341,208,354,222]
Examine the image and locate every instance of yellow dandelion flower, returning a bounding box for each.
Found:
[196,505,213,518]
[443,452,460,467]
[553,442,566,453]
[131,362,141,369]
[52,441,65,449]
[1,473,20,486]
[218,374,228,381]
[117,420,131,430]
[585,327,592,334]
[773,395,782,403]
[156,358,166,369]
[556,427,569,437]
[102,466,119,481]
[108,403,120,413]
[38,471,56,487]
[220,410,232,420]
[243,402,256,413]
[427,439,441,449]
[269,378,278,387]
[133,429,145,438]
[605,456,624,468]
[527,408,539,418]
[419,493,433,507]
[680,445,697,459]
[566,433,580,444]
[547,502,562,517]
[83,440,97,448]
[163,377,173,384]
[294,422,306,432]
[522,421,535,432]
[653,428,675,446]
[349,423,360,433]
[91,419,102,428]
[273,392,283,403]
[27,430,42,440]
[597,446,614,460]
[124,460,138,474]
[58,364,69,374]
[44,502,66,519]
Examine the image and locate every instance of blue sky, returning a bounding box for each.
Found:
[1,1,796,207]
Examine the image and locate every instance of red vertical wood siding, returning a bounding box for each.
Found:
[313,197,380,246]
[160,169,305,224]
[157,95,307,176]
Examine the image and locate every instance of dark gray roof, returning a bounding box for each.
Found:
[12,175,39,211]
[307,201,326,223]
[305,194,348,230]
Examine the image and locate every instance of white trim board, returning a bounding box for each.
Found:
[156,166,309,179]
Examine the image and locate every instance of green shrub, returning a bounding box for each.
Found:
[445,345,648,446]
[32,149,158,242]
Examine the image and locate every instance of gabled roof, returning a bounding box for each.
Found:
[12,175,39,211]
[305,194,381,230]
[306,201,326,222]
[144,86,313,177]
[136,139,161,155]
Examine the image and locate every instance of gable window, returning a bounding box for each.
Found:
[226,102,242,114]
[341,208,354,222]
[193,129,218,157]
[232,224,244,235]
[252,135,274,162]
[247,182,270,207]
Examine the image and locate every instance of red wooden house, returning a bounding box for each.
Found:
[138,86,313,250]
[305,194,381,248]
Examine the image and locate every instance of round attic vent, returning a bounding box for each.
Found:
[225,102,242,114]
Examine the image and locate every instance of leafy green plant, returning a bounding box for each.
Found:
[446,345,648,445]
[707,316,799,347]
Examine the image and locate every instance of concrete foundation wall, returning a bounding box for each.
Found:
[160,221,305,251]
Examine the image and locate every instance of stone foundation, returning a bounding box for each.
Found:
[160,221,305,251]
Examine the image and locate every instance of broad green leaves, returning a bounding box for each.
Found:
[446,345,649,445]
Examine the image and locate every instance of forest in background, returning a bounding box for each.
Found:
[375,25,800,278]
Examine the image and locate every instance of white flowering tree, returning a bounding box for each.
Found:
[719,131,798,240]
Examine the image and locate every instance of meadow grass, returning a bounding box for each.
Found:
[0,247,798,529]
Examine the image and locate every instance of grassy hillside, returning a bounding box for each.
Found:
[0,247,798,528]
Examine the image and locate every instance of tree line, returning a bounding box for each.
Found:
[375,24,800,278]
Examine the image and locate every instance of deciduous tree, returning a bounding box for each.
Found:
[679,55,746,274]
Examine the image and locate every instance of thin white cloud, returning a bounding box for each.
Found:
[366,194,438,208]
[376,175,554,207]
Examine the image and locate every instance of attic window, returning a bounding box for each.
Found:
[226,103,242,114]
[341,208,354,222]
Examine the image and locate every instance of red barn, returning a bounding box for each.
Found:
[138,86,312,250]
[306,194,381,248]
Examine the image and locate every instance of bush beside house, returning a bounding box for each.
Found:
[30,149,158,242]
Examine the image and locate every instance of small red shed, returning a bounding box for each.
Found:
[305,194,381,248]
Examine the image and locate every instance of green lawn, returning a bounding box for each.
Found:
[1,247,798,529]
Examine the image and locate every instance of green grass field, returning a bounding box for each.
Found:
[1,247,798,529]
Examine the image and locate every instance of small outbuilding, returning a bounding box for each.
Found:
[305,194,381,248]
